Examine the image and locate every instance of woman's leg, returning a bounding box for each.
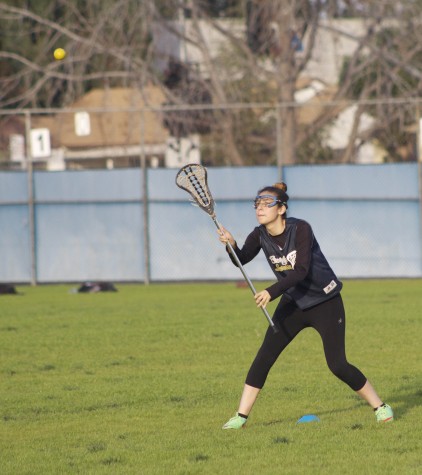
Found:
[238,384,261,415]
[311,295,392,419]
[310,295,367,391]
[355,380,383,408]
[244,300,305,391]
[241,300,306,414]
[223,301,306,428]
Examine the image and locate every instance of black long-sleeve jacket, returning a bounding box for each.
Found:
[228,217,342,310]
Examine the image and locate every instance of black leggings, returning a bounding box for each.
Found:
[245,294,367,391]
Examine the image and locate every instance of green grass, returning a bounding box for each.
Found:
[0,280,421,474]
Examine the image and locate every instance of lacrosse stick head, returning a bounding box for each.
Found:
[175,163,216,217]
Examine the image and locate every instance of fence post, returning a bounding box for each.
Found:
[24,111,37,285]
[140,107,150,284]
[276,103,283,182]
[417,104,422,272]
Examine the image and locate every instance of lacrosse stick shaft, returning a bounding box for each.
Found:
[213,217,278,333]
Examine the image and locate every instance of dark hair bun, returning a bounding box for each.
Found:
[273,182,287,193]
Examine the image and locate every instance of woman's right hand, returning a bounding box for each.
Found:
[217,226,235,247]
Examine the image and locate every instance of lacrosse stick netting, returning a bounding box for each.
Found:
[175,163,278,332]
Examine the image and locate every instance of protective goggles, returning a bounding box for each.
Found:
[253,195,284,209]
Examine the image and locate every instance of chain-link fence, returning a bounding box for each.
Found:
[1,96,421,172]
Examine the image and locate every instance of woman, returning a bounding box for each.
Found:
[218,182,393,429]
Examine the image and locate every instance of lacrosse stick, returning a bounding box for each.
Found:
[175,163,278,333]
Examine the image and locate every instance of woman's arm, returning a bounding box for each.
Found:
[218,226,261,266]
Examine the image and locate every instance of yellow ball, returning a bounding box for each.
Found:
[54,48,66,60]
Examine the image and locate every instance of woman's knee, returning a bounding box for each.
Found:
[327,360,366,390]
[252,349,279,371]
[327,359,349,380]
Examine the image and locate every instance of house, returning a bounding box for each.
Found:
[31,86,169,170]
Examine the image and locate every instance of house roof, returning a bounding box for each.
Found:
[295,84,340,126]
[33,86,169,149]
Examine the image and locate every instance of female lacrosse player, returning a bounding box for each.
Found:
[218,182,393,429]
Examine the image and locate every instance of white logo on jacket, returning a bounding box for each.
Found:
[286,251,296,269]
[269,250,297,271]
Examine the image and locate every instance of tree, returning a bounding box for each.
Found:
[337,23,422,162]
[0,0,154,108]
[1,0,421,165]
[154,0,422,164]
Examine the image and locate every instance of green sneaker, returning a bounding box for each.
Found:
[375,404,394,423]
[222,413,247,430]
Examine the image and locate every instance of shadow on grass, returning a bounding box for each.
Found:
[257,380,421,427]
[386,382,422,420]
[258,402,367,427]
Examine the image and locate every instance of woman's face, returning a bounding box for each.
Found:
[254,192,284,226]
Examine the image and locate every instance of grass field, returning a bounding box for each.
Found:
[1,280,421,474]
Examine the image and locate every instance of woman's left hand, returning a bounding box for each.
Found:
[254,290,271,309]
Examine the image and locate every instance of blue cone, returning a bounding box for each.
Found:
[296,414,320,424]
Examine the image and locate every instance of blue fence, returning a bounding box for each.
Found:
[0,163,421,283]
